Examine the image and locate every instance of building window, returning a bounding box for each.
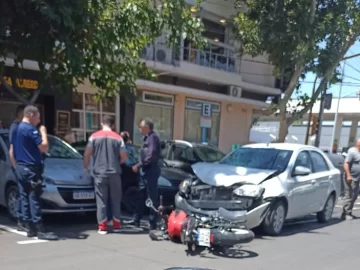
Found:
[184,98,220,145]
[133,91,174,146]
[71,92,116,143]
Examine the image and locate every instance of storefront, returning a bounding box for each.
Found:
[133,90,174,146]
[183,98,221,145]
[71,91,118,142]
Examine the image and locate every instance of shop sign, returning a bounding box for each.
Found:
[1,76,38,90]
[56,110,71,136]
[200,103,212,128]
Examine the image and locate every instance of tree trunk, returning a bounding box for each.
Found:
[278,117,288,142]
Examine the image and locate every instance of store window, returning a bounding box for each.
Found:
[133,91,174,146]
[71,92,116,143]
[184,98,220,145]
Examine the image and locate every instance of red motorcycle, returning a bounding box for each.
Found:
[146,193,254,256]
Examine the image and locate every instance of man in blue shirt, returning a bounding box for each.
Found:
[10,105,57,240]
[8,104,25,231]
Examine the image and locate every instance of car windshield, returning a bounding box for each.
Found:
[194,145,226,163]
[48,135,82,159]
[219,147,293,171]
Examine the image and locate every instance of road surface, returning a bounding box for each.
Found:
[1,198,359,270]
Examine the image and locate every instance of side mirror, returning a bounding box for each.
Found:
[293,166,311,176]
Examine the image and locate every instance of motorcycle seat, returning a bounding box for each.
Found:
[217,208,247,223]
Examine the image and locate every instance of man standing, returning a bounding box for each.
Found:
[8,104,25,231]
[130,118,161,230]
[342,138,360,220]
[10,105,57,240]
[83,115,127,235]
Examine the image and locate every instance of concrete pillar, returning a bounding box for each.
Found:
[348,120,359,146]
[331,116,343,151]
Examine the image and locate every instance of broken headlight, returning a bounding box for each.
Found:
[233,184,265,198]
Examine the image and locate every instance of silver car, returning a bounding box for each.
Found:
[184,143,341,236]
[0,129,96,219]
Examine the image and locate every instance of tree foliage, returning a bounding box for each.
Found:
[234,0,360,141]
[0,0,204,104]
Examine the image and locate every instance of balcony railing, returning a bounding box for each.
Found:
[141,39,241,74]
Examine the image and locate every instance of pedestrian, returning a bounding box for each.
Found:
[10,105,57,240]
[83,115,127,235]
[8,104,25,231]
[106,131,134,225]
[129,118,161,230]
[342,138,360,220]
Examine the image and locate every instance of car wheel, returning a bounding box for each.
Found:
[6,184,18,221]
[121,186,138,215]
[316,193,335,223]
[262,200,286,236]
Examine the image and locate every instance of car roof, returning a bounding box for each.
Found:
[173,140,218,148]
[242,142,319,151]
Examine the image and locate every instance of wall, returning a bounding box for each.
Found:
[134,87,253,152]
[240,55,275,88]
[250,121,358,151]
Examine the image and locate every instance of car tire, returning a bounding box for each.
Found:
[121,186,138,215]
[316,193,335,223]
[262,200,286,236]
[5,184,18,221]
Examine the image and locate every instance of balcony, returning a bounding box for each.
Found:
[141,39,240,75]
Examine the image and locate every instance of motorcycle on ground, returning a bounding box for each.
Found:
[145,193,255,256]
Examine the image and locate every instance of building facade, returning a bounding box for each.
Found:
[0,1,280,152]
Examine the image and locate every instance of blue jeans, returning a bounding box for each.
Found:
[16,164,43,224]
[11,167,23,221]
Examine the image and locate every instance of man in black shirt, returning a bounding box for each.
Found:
[130,118,161,230]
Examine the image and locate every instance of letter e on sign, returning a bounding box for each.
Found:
[201,103,212,117]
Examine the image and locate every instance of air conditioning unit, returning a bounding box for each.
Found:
[228,86,242,98]
[141,47,154,61]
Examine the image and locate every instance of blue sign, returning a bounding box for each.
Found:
[201,103,212,117]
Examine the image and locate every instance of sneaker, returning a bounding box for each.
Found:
[124,219,140,227]
[17,220,28,232]
[113,219,121,233]
[35,222,58,241]
[98,222,108,235]
[98,229,108,235]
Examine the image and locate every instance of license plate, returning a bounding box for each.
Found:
[197,228,211,247]
[73,191,95,200]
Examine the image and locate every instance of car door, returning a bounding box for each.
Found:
[0,136,12,206]
[309,150,332,209]
[166,144,193,174]
[288,150,318,218]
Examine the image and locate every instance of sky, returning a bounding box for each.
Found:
[298,40,360,98]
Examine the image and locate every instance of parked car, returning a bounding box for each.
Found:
[120,143,191,214]
[0,130,189,218]
[325,153,345,197]
[161,140,226,174]
[0,130,96,219]
[182,143,341,236]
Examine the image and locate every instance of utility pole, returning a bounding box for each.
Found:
[330,62,346,151]
[305,76,318,144]
[314,81,327,148]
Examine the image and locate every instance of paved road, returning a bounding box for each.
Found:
[1,198,359,270]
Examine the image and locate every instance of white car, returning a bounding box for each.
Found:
[184,143,341,236]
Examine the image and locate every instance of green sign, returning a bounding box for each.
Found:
[231,144,241,152]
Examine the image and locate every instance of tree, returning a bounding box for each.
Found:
[233,0,360,142]
[0,0,204,104]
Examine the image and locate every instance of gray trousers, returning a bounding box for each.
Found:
[94,174,122,224]
[343,180,360,215]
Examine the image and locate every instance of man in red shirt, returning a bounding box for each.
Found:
[83,115,127,234]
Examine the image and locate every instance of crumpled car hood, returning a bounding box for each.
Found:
[191,162,277,187]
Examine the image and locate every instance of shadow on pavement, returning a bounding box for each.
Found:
[254,216,343,238]
[211,249,259,259]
